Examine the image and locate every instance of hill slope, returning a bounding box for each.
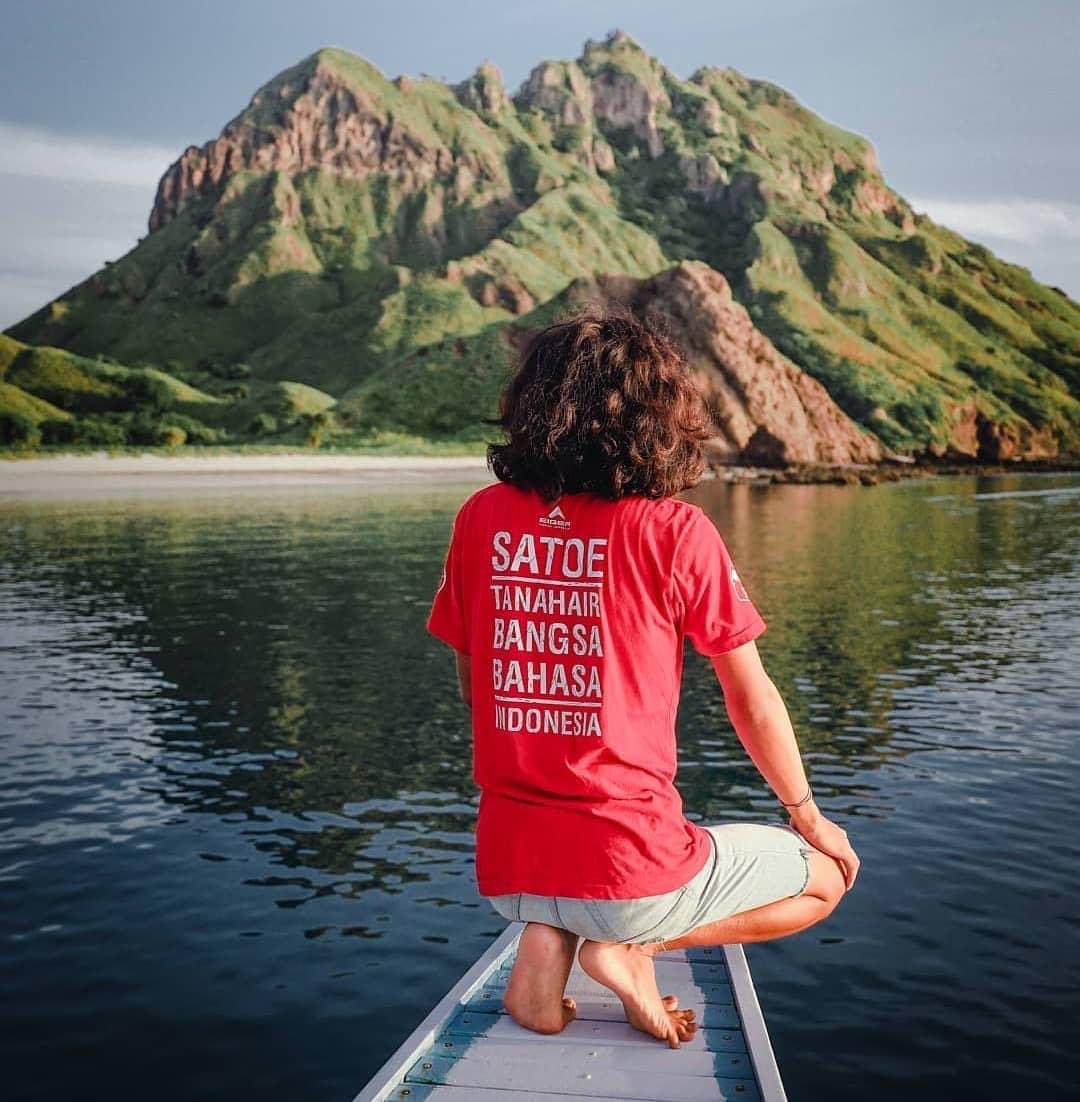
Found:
[6,30,1079,461]
[0,333,342,449]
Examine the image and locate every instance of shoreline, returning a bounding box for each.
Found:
[0,448,1076,497]
[0,451,495,496]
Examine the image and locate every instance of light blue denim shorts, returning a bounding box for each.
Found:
[485,822,814,945]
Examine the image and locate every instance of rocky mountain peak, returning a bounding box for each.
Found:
[514,58,591,116]
[512,34,670,163]
[454,60,510,115]
[148,47,469,234]
[583,28,646,55]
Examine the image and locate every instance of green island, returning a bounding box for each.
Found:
[3,30,1078,473]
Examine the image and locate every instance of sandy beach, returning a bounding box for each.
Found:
[3,449,1072,499]
[0,451,495,497]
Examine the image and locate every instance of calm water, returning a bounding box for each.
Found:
[2,471,1078,1101]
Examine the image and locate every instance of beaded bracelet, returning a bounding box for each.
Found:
[779,783,813,808]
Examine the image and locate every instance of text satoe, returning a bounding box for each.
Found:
[491,531,607,579]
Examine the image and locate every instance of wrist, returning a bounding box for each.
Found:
[787,798,821,824]
[777,781,813,811]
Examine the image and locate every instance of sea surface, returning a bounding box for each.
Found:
[2,470,1078,1101]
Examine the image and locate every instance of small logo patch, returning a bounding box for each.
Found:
[731,565,751,602]
[539,503,571,529]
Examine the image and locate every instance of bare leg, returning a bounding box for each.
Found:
[577,940,698,1049]
[641,848,847,955]
[503,922,580,1034]
[587,847,848,1044]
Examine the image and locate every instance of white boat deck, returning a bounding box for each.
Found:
[352,923,787,1102]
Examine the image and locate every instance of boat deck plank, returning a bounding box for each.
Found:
[385,1087,643,1102]
[352,922,787,1102]
[444,1009,748,1051]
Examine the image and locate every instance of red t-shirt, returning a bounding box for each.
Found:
[426,480,767,899]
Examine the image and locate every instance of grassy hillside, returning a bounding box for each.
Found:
[0,335,345,449]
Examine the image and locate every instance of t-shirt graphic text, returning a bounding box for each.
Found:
[489,530,607,738]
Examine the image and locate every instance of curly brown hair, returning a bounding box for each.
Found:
[485,302,713,502]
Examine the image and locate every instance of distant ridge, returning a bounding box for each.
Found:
[5,30,1078,461]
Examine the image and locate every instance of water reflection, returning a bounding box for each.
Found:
[2,471,1078,1101]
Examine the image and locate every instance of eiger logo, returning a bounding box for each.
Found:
[731,565,751,602]
[539,504,571,529]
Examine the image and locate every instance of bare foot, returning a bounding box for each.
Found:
[578,940,697,1049]
[503,922,580,1035]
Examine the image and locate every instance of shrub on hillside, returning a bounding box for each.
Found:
[122,373,176,413]
[301,409,334,447]
[198,358,251,381]
[163,413,223,444]
[126,414,182,446]
[247,412,279,436]
[0,411,41,446]
[159,425,187,446]
[40,416,128,447]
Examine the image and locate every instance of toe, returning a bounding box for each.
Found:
[661,994,679,1009]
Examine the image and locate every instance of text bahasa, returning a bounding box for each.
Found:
[489,531,607,737]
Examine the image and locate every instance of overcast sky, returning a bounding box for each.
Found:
[2,0,1077,329]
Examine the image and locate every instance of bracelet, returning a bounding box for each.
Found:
[779,783,813,808]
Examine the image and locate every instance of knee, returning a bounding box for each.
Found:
[803,849,847,910]
[502,990,565,1035]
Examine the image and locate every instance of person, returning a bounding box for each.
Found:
[425,303,859,1050]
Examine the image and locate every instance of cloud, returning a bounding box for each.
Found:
[0,120,177,188]
[908,196,1080,246]
[0,171,152,329]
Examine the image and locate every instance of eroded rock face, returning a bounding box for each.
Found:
[513,60,617,175]
[514,32,672,164]
[679,152,726,199]
[574,261,884,466]
[922,397,1060,462]
[150,61,510,233]
[517,60,593,124]
[588,68,669,159]
[454,61,510,116]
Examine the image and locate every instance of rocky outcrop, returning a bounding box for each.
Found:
[588,70,669,159]
[152,65,424,230]
[577,261,884,466]
[581,31,670,159]
[150,52,513,235]
[453,61,510,116]
[513,31,673,166]
[513,59,616,174]
[919,396,1060,462]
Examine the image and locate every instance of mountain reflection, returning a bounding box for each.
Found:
[4,471,1079,1102]
[3,475,1074,883]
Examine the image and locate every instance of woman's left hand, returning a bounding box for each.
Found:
[789,804,860,890]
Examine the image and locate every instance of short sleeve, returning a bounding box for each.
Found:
[672,509,766,656]
[426,504,471,654]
